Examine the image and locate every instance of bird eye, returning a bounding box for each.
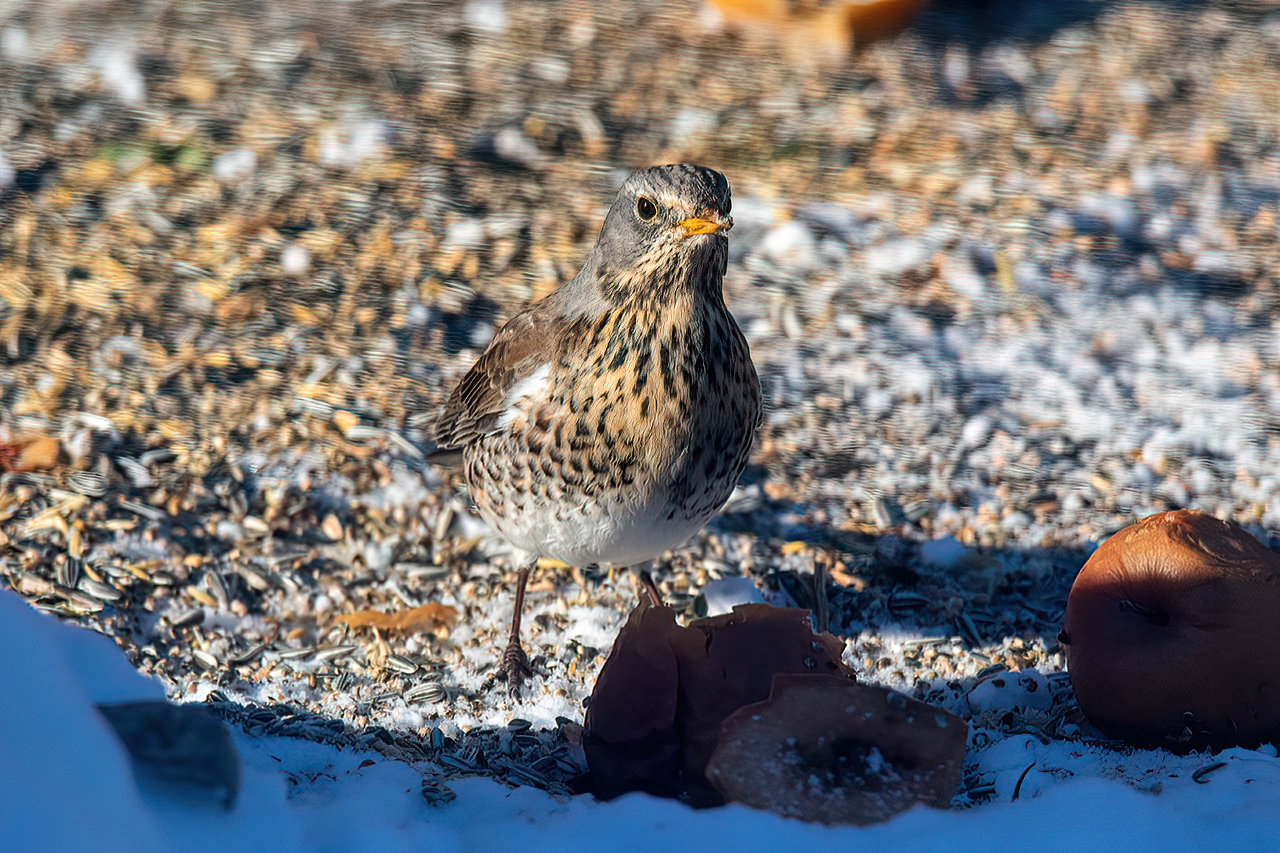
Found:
[636,197,658,221]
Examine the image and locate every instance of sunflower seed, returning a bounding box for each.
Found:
[242,516,270,535]
[385,654,420,674]
[120,499,166,521]
[502,763,551,788]
[71,412,116,432]
[433,505,455,542]
[397,562,450,581]
[293,397,334,417]
[67,471,108,497]
[115,456,153,487]
[56,588,105,613]
[191,648,220,670]
[901,635,948,649]
[530,754,559,774]
[889,591,930,615]
[170,608,205,628]
[205,571,230,609]
[236,563,273,591]
[80,578,122,602]
[1193,762,1228,784]
[138,449,175,467]
[57,558,82,588]
[386,431,424,460]
[555,756,583,775]
[228,644,266,666]
[436,752,476,771]
[342,425,385,441]
[405,682,447,704]
[956,611,984,646]
[314,644,359,663]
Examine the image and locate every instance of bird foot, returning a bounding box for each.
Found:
[501,639,534,696]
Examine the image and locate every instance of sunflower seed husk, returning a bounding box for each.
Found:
[16,572,54,597]
[421,779,457,806]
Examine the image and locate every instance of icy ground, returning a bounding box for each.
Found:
[7,587,1280,853]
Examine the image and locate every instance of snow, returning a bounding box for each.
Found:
[6,586,1280,853]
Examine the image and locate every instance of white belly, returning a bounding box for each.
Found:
[485,494,711,567]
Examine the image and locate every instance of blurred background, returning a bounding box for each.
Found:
[2,0,1280,730]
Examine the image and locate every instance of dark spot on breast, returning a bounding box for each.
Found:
[632,349,651,392]
[659,341,674,392]
[688,444,703,467]
[704,455,720,479]
[609,338,628,371]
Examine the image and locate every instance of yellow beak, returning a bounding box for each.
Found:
[678,215,732,237]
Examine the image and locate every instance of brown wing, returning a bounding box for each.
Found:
[430,304,565,458]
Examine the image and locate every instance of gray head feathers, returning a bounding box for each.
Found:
[549,164,733,319]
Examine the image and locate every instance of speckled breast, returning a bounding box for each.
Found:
[464,298,760,567]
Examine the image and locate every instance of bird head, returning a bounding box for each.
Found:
[587,164,734,304]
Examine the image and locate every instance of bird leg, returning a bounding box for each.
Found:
[502,560,535,691]
[636,568,663,608]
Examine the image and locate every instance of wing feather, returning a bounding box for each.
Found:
[431,305,565,455]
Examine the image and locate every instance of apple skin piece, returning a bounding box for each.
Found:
[706,673,967,825]
[584,598,851,805]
